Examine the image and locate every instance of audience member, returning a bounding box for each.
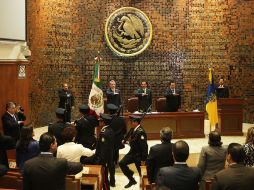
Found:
[16,126,40,173]
[74,104,98,149]
[107,103,127,164]
[243,127,254,167]
[211,143,254,190]
[146,127,174,184]
[2,102,23,142]
[48,108,67,146]
[57,126,94,162]
[0,164,8,177]
[15,104,26,129]
[197,131,227,190]
[23,132,82,190]
[0,132,15,168]
[156,140,201,190]
[119,115,148,188]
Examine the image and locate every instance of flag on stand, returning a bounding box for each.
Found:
[206,68,218,127]
[88,55,104,115]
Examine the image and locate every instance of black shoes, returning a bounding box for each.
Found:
[110,181,116,187]
[124,178,137,188]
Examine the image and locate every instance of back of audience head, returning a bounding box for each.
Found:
[173,140,189,162]
[39,132,57,153]
[245,127,254,144]
[62,126,77,143]
[17,125,34,151]
[227,143,244,164]
[208,131,222,146]
[160,127,173,143]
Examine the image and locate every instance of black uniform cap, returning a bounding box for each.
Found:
[107,104,118,111]
[99,113,112,122]
[129,114,142,122]
[79,104,90,113]
[55,108,65,115]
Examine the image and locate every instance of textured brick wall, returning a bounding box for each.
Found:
[27,0,254,126]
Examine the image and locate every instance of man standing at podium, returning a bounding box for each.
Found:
[164,81,181,112]
[135,81,152,112]
[106,80,121,107]
[58,83,74,122]
[216,78,229,99]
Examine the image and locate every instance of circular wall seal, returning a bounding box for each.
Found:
[105,7,152,57]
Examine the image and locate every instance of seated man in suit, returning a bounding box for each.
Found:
[156,140,201,190]
[135,81,152,113]
[23,132,82,190]
[146,127,174,184]
[0,132,15,168]
[164,81,181,112]
[216,78,229,99]
[211,143,254,190]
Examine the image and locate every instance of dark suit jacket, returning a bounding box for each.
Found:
[211,164,254,190]
[146,142,174,183]
[156,163,201,190]
[2,112,20,142]
[135,88,152,112]
[58,89,74,110]
[23,154,82,190]
[164,88,181,112]
[216,86,229,99]
[106,88,121,107]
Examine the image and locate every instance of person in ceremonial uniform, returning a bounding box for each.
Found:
[48,108,67,146]
[58,83,75,122]
[80,113,115,189]
[107,104,127,165]
[164,81,181,112]
[106,80,121,107]
[216,78,229,99]
[135,81,152,112]
[74,104,98,150]
[119,115,148,188]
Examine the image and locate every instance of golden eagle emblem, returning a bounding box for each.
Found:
[105,7,152,57]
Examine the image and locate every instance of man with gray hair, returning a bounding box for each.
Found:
[146,127,174,183]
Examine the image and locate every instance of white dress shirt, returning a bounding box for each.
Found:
[57,142,95,162]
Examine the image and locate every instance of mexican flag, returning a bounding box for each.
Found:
[88,56,104,115]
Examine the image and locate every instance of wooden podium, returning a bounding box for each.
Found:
[217,98,244,136]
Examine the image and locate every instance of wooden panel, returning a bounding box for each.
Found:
[0,62,30,132]
[124,112,205,140]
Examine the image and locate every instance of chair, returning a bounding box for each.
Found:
[156,97,166,112]
[65,175,81,190]
[140,166,155,190]
[127,97,138,113]
[81,165,103,190]
[205,178,214,190]
[0,171,23,189]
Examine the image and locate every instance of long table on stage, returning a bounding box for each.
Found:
[123,112,205,140]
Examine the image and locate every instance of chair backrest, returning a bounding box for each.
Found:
[65,175,81,190]
[0,171,22,189]
[81,165,103,190]
[205,178,214,190]
[127,97,138,113]
[156,97,166,112]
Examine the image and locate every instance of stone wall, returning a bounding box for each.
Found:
[27,0,254,126]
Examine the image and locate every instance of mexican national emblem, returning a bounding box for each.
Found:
[105,7,152,57]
